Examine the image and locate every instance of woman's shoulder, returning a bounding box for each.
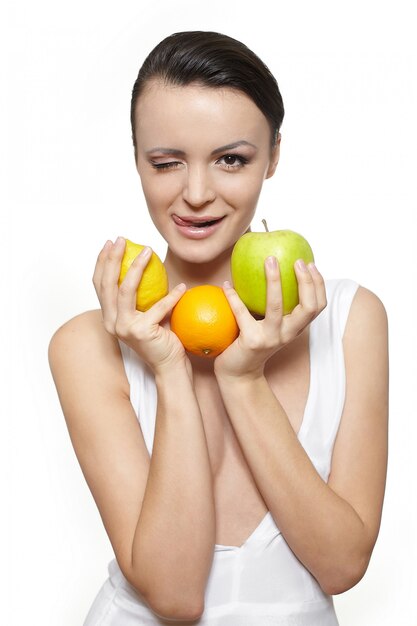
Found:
[325,278,386,319]
[48,309,127,392]
[49,309,102,360]
[49,309,111,350]
[344,283,388,343]
[315,278,387,346]
[321,280,387,355]
[50,307,102,335]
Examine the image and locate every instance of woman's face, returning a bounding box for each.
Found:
[134,81,280,264]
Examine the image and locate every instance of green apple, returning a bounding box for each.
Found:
[231,221,314,316]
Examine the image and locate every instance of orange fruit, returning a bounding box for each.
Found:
[170,285,239,358]
[118,239,169,312]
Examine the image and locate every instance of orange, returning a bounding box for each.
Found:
[118,239,169,312]
[170,285,239,358]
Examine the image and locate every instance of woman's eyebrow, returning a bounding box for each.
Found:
[210,140,257,155]
[145,140,257,157]
[145,147,186,156]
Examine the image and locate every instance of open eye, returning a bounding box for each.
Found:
[217,154,248,169]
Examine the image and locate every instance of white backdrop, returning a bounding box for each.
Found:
[3,0,417,624]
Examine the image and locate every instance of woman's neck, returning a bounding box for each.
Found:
[163,246,234,289]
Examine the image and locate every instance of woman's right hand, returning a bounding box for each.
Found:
[93,237,188,375]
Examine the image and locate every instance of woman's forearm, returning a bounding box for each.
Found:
[215,372,370,595]
[131,363,215,617]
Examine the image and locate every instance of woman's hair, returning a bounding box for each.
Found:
[130,31,285,160]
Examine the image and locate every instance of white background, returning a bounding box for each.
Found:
[2,0,416,624]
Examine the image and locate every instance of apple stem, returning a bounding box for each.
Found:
[262,219,269,232]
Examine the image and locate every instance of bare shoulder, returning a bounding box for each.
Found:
[49,308,106,354]
[48,309,129,398]
[342,284,389,418]
[342,284,389,385]
[49,308,113,356]
[342,283,389,420]
[344,285,388,341]
[50,308,103,335]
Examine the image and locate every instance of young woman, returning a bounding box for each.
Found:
[49,31,389,625]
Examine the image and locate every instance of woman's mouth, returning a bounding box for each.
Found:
[172,214,226,239]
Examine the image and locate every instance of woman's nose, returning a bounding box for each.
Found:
[182,165,216,207]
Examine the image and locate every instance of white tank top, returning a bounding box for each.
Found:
[90,278,359,626]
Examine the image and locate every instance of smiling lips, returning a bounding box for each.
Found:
[172,214,225,239]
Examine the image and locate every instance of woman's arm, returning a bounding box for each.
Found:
[49,310,215,622]
[215,286,388,595]
[132,358,216,618]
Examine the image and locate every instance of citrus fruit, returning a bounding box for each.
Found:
[118,239,169,312]
[170,285,239,358]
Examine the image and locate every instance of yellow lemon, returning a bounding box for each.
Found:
[118,239,169,312]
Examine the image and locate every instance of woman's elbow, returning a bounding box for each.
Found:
[128,580,205,622]
[149,596,205,622]
[319,553,370,596]
[123,563,205,621]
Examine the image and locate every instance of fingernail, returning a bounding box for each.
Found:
[103,240,112,249]
[267,256,277,269]
[296,259,308,272]
[223,280,232,289]
[115,236,124,246]
[141,246,152,257]
[308,262,319,273]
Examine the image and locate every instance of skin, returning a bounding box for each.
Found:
[134,80,281,286]
[48,81,388,621]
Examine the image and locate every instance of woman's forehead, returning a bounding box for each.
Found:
[134,81,271,147]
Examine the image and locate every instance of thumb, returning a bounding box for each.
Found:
[146,283,187,324]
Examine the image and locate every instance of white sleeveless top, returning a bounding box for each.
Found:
[84,278,359,626]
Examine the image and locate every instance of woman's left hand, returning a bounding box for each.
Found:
[214,257,327,380]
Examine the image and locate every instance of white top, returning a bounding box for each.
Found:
[84,278,359,626]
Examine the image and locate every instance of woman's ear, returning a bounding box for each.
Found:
[265,133,281,179]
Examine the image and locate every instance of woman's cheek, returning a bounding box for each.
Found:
[222,173,264,210]
[141,176,179,215]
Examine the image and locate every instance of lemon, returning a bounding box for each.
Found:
[118,239,169,312]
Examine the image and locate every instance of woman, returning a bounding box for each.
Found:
[49,31,389,625]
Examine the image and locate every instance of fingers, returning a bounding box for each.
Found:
[295,260,327,316]
[222,281,253,331]
[283,260,326,337]
[93,236,126,299]
[308,262,327,311]
[146,282,187,325]
[93,237,126,332]
[117,246,152,311]
[264,256,283,328]
[294,259,318,316]
[116,246,186,322]
[103,237,127,292]
[92,239,113,292]
[115,280,186,342]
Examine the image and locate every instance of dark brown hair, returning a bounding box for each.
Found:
[130,31,284,160]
